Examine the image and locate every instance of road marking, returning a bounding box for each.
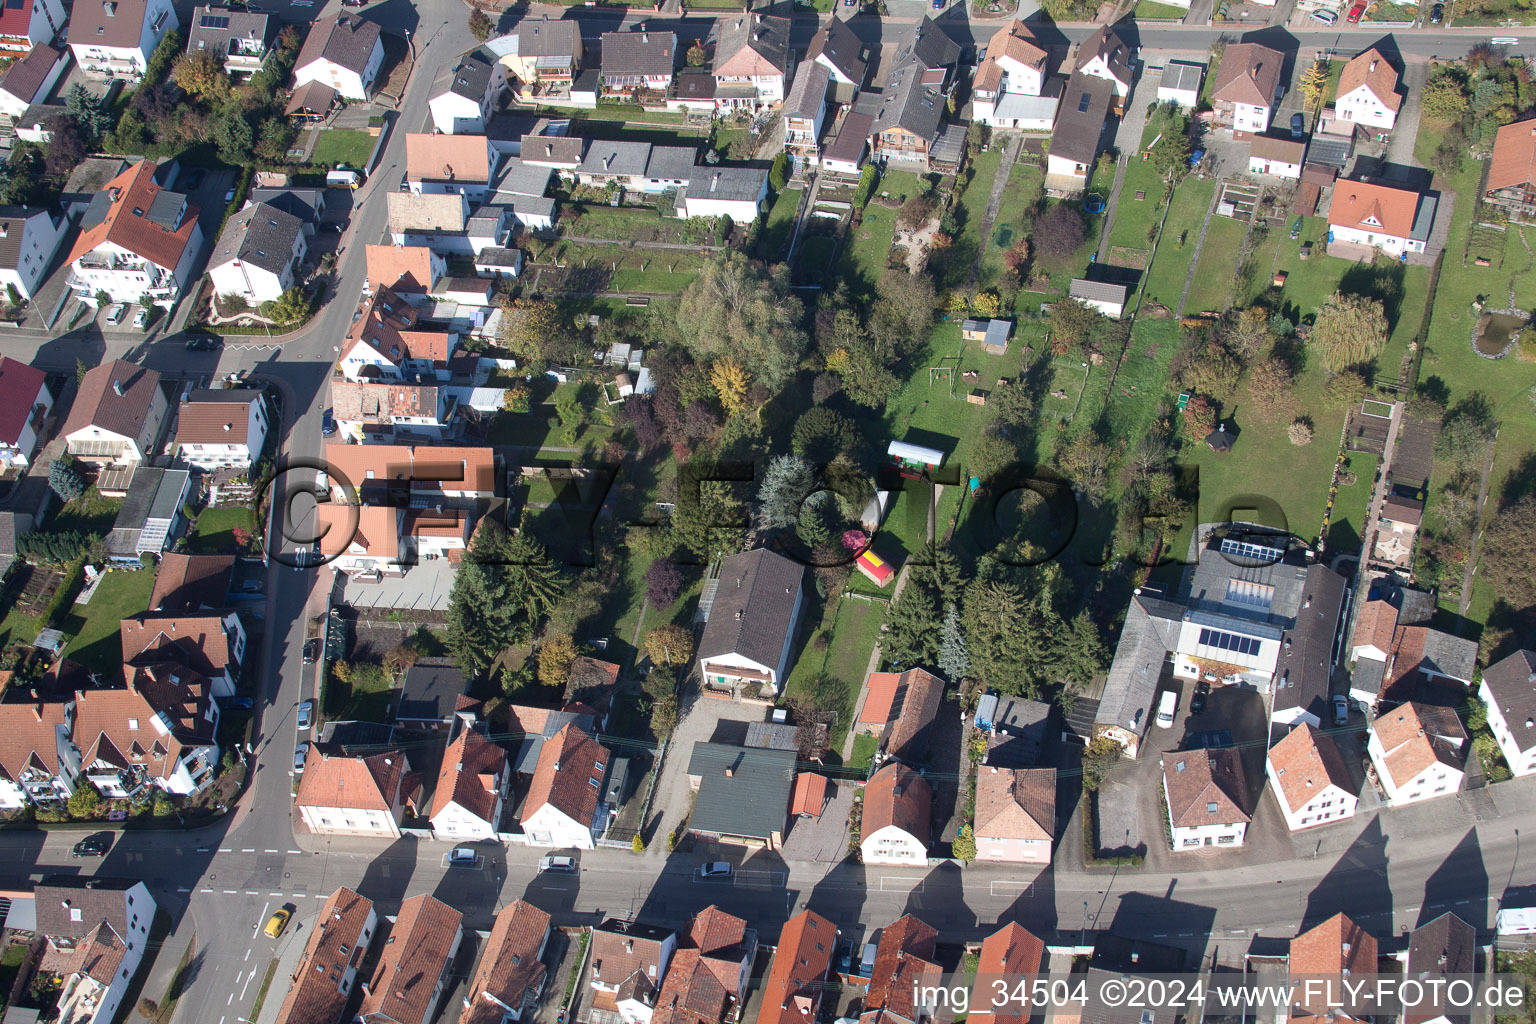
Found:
[288,849,302,854]
[177,887,191,893]
[201,888,214,893]
[245,890,260,895]
[990,880,1030,896]
[241,966,256,1000]
[219,848,233,853]
[252,901,270,940]
[241,848,255,853]
[224,890,239,894]
[269,892,284,897]
[265,849,279,853]
[879,877,924,893]
[227,993,234,1006]
[733,871,787,888]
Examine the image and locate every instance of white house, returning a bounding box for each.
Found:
[173,389,269,470]
[783,61,830,164]
[1266,723,1358,831]
[430,725,509,841]
[186,6,274,77]
[295,748,409,837]
[0,356,53,469]
[275,888,377,1024]
[711,13,790,108]
[1163,748,1250,849]
[69,0,177,79]
[292,13,383,101]
[61,359,168,467]
[1212,43,1283,134]
[0,206,66,301]
[520,723,611,849]
[973,21,1056,130]
[405,132,496,202]
[0,698,78,809]
[696,547,805,699]
[119,611,247,700]
[72,666,220,799]
[0,0,66,52]
[1479,650,1536,777]
[1072,25,1132,103]
[972,766,1055,864]
[1367,702,1466,806]
[67,160,203,307]
[315,503,401,575]
[1069,278,1128,317]
[1157,60,1204,110]
[0,44,68,118]
[590,922,677,1024]
[35,877,155,1024]
[859,763,930,865]
[429,54,498,134]
[1327,180,1437,257]
[1248,135,1306,179]
[330,380,450,442]
[207,201,306,305]
[1047,74,1113,192]
[340,286,455,379]
[676,166,768,224]
[1335,49,1401,131]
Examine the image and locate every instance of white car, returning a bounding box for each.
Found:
[449,847,478,866]
[103,303,126,325]
[296,700,313,731]
[293,745,307,773]
[133,307,150,329]
[539,855,577,874]
[1310,8,1337,22]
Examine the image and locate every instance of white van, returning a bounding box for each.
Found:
[1155,690,1178,728]
[326,168,362,189]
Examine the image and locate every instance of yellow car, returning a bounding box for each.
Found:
[263,909,291,939]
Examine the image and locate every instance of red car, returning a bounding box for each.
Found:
[1346,3,1365,20]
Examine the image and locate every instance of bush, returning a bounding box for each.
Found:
[1288,419,1314,446]
[632,834,646,853]
[853,163,879,209]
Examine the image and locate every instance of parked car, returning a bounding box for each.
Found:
[321,409,336,437]
[103,303,126,325]
[1155,689,1178,728]
[303,637,321,663]
[1290,113,1305,138]
[72,834,111,857]
[449,847,478,866]
[700,862,732,878]
[932,0,944,8]
[1190,682,1210,716]
[539,855,577,874]
[133,307,150,330]
[1429,1,1443,19]
[186,336,218,351]
[297,700,313,731]
[227,696,255,710]
[1311,8,1338,22]
[263,908,291,938]
[293,745,307,773]
[1347,2,1365,20]
[1333,695,1350,726]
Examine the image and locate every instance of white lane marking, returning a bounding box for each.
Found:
[265,849,279,853]
[201,888,215,893]
[177,887,191,893]
[269,892,284,896]
[252,901,270,939]
[219,848,232,853]
[241,848,255,853]
[224,890,239,894]
[245,949,251,962]
[288,849,302,854]
[241,967,256,1000]
[245,891,260,895]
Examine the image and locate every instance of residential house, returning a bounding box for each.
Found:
[294,748,410,837]
[521,134,585,175]
[676,166,769,224]
[755,911,837,1024]
[1288,913,1377,1019]
[387,193,469,252]
[868,63,947,169]
[589,921,677,1024]
[248,185,329,228]
[1348,599,1476,706]
[505,704,597,774]
[1072,25,1132,109]
[173,389,269,471]
[1266,723,1357,831]
[403,507,471,564]
[1367,701,1466,806]
[331,380,451,442]
[1480,649,1536,777]
[285,79,337,121]
[431,725,510,841]
[0,510,31,582]
[857,667,944,766]
[968,924,1044,1024]
[1163,747,1251,849]
[600,30,675,99]
[1270,563,1347,729]
[120,611,247,699]
[365,244,447,298]
[187,5,274,77]
[1068,278,1128,317]
[0,697,79,808]
[1335,49,1401,131]
[397,662,468,729]
[521,722,610,848]
[651,909,757,1024]
[0,0,64,52]
[859,916,940,1024]
[977,694,1050,767]
[33,876,154,1024]
[685,742,795,848]
[973,21,1049,129]
[315,503,401,575]
[429,54,498,134]
[565,657,621,729]
[358,895,464,1024]
[1212,43,1284,134]
[273,887,377,1024]
[461,900,553,1024]
[696,547,805,699]
[71,665,220,798]
[149,552,233,613]
[0,204,66,301]
[1403,914,1476,1024]
[711,13,790,109]
[340,286,454,377]
[102,466,190,563]
[1157,60,1203,110]
[66,160,203,306]
[1248,135,1307,178]
[972,766,1055,864]
[1326,179,1437,258]
[1047,74,1113,193]
[321,442,498,502]
[860,762,930,865]
[501,17,583,98]
[807,16,867,101]
[207,201,307,305]
[0,44,68,118]
[292,13,383,101]
[62,360,167,467]
[783,63,830,165]
[0,356,52,468]
[69,0,178,79]
[643,145,695,194]
[577,140,653,190]
[406,133,496,201]
[1486,118,1536,220]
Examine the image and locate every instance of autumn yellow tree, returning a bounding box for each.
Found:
[172,50,231,101]
[1300,60,1329,112]
[644,624,694,667]
[536,633,578,685]
[710,359,751,416]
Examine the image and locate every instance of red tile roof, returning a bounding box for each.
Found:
[861,763,931,847]
[1268,723,1353,814]
[973,767,1055,842]
[61,359,162,445]
[1372,701,1465,787]
[1163,747,1251,828]
[1489,118,1536,193]
[73,667,216,783]
[274,887,375,1024]
[0,357,47,447]
[1289,913,1377,1018]
[67,161,199,272]
[365,244,439,294]
[294,748,407,812]
[653,948,731,1024]
[790,773,827,817]
[859,672,902,726]
[755,911,835,1024]
[1327,180,1423,240]
[120,613,234,678]
[524,722,609,827]
[1354,600,1397,654]
[358,894,463,1024]
[969,924,1044,1024]
[0,701,72,788]
[690,906,748,964]
[1337,49,1401,113]
[430,728,508,824]
[862,916,940,1024]
[463,900,552,1024]
[406,133,492,183]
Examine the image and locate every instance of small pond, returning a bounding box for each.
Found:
[1474,311,1527,357]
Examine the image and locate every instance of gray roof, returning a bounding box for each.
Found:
[645,145,696,182]
[698,548,803,671]
[1094,597,1180,736]
[295,13,381,76]
[146,189,187,231]
[520,134,585,167]
[1070,279,1129,305]
[493,158,553,198]
[1186,534,1309,627]
[1052,73,1114,165]
[870,63,945,144]
[1271,564,1347,721]
[397,662,465,722]
[1409,192,1438,243]
[33,876,142,941]
[187,6,273,59]
[1481,650,1536,752]
[713,13,791,76]
[147,468,190,522]
[892,15,961,75]
[579,140,652,178]
[686,742,795,839]
[674,71,717,102]
[1307,135,1351,168]
[507,195,557,222]
[0,510,30,579]
[993,90,1059,122]
[475,246,523,268]
[108,467,168,547]
[600,30,675,77]
[982,695,1050,768]
[1420,628,1477,683]
[211,202,303,276]
[744,721,798,750]
[515,17,579,59]
[1350,656,1385,698]
[248,187,327,223]
[387,191,469,234]
[433,54,493,102]
[807,17,867,86]
[785,61,830,120]
[681,166,766,204]
[1074,25,1132,84]
[0,45,63,107]
[1159,60,1204,94]
[466,208,507,238]
[1407,914,1477,1024]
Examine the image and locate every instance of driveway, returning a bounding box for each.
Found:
[1383,62,1427,171]
[644,689,768,852]
[780,781,856,863]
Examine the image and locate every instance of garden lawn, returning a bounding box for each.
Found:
[978,163,1041,290]
[46,489,122,537]
[757,186,801,261]
[59,568,155,674]
[1326,452,1378,554]
[1107,114,1185,255]
[783,594,885,750]
[1182,216,1249,313]
[560,205,718,244]
[840,193,902,295]
[325,665,396,722]
[309,129,375,168]
[188,507,254,555]
[1134,0,1189,14]
[950,146,1004,287]
[1140,177,1215,309]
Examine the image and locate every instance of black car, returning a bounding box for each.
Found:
[1190,682,1210,715]
[1429,2,1444,18]
[72,834,111,857]
[321,409,336,436]
[185,169,205,190]
[303,637,321,663]
[186,336,219,352]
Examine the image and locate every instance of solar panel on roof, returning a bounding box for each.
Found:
[200,13,229,26]
[1220,537,1284,563]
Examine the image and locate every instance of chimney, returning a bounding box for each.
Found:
[32,706,41,722]
[642,32,649,42]
[725,767,734,777]
[626,940,635,953]
[711,173,720,193]
[112,380,124,397]
[103,0,115,13]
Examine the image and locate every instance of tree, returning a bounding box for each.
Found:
[1288,419,1314,445]
[445,520,562,672]
[1434,393,1495,471]
[1300,60,1330,110]
[898,193,938,229]
[172,49,231,101]
[884,583,941,668]
[261,286,313,326]
[1033,203,1086,262]
[1322,369,1370,407]
[952,824,977,862]
[502,299,574,370]
[1482,495,1536,609]
[138,999,161,1020]
[1421,67,1471,123]
[1081,736,1122,792]
[1310,292,1388,371]
[49,458,85,503]
[853,163,879,208]
[537,633,578,684]
[687,39,708,66]
[675,253,807,389]
[1002,239,1031,281]
[210,107,255,164]
[467,4,494,41]
[382,642,420,676]
[1148,112,1191,182]
[650,693,680,737]
[758,454,817,531]
[963,579,1055,697]
[43,114,90,175]
[709,358,752,416]
[1048,297,1101,353]
[839,339,901,408]
[671,475,746,560]
[67,782,103,820]
[769,152,789,191]
[791,407,855,464]
[644,556,683,607]
[644,623,694,666]
[1247,356,1295,405]
[1221,306,1273,362]
[64,84,111,142]
[1057,432,1114,502]
[937,603,971,681]
[253,115,298,164]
